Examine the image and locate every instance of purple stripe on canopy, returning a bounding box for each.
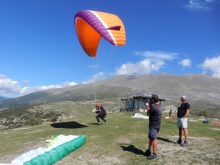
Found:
[74,10,115,45]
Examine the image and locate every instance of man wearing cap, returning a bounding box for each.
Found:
[95,103,107,125]
[144,94,162,160]
[176,95,190,147]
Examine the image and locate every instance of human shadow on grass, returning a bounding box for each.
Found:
[119,144,144,155]
[157,137,176,144]
[50,121,88,129]
[88,122,100,125]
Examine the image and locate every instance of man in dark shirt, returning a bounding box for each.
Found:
[176,95,190,147]
[144,94,162,160]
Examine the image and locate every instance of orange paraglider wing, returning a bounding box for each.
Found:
[74,10,126,57]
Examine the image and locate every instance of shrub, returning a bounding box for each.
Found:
[198,110,209,118]
[26,117,43,126]
[50,115,58,122]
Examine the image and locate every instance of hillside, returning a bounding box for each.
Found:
[0,110,220,165]
[0,74,220,164]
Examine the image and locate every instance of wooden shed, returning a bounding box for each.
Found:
[120,95,166,112]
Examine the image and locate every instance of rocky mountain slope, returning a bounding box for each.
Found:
[1,74,220,110]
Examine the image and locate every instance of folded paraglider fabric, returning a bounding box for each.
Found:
[131,113,149,119]
[0,134,86,165]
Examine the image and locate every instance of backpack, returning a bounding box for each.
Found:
[100,106,107,118]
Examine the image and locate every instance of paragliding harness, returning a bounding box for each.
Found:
[99,106,107,118]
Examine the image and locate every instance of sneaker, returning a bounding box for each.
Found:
[98,122,101,125]
[147,153,157,160]
[105,122,107,124]
[144,149,151,157]
[181,140,188,147]
[176,138,182,144]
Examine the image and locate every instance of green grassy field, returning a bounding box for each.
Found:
[0,107,220,165]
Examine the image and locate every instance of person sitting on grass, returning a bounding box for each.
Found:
[95,103,107,125]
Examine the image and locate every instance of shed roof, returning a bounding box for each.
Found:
[129,95,166,101]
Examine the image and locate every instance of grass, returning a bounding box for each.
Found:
[0,107,220,165]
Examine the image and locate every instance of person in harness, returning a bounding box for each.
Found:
[95,103,107,125]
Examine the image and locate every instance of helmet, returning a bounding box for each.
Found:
[95,103,99,107]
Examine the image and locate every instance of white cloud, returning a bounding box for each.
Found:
[135,51,178,60]
[201,55,220,78]
[115,60,164,75]
[185,0,213,11]
[83,72,105,84]
[115,51,178,75]
[22,80,30,83]
[0,74,77,98]
[0,74,21,97]
[19,81,77,95]
[179,58,191,67]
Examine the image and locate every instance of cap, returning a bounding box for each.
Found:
[181,95,187,101]
[152,94,159,102]
[95,103,99,107]
[152,94,159,98]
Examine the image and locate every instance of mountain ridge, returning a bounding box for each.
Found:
[0,96,10,101]
[1,74,220,110]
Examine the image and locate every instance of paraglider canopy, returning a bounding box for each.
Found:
[74,10,126,57]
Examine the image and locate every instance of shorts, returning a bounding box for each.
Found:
[148,125,160,140]
[177,117,188,128]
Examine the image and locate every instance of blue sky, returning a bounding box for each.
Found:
[0,0,220,98]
